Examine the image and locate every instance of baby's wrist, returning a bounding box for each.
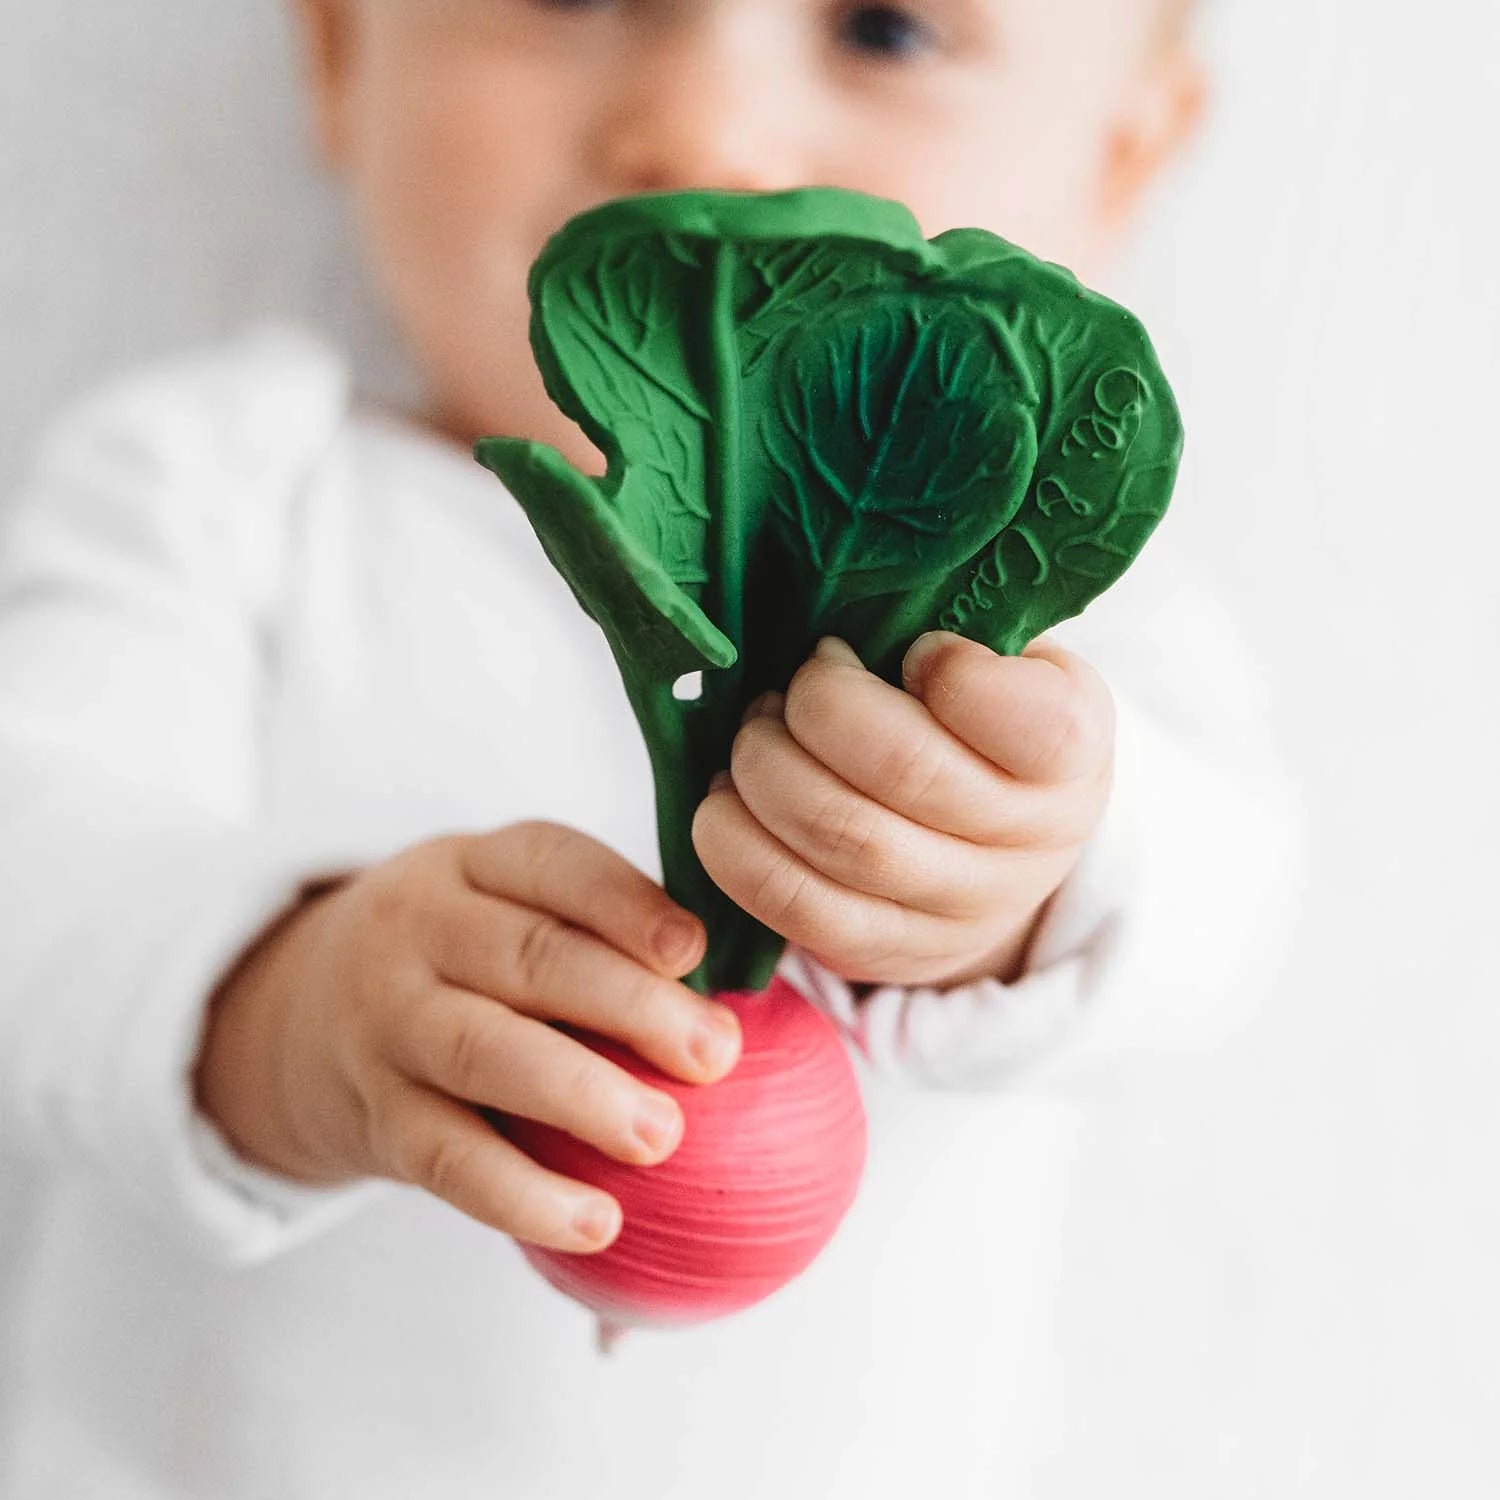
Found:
[193,887,355,1189]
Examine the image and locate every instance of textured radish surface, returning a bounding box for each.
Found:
[497,975,868,1329]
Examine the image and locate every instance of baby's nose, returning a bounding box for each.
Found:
[587,20,808,195]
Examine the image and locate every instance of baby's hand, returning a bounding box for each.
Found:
[693,633,1115,990]
[194,823,743,1254]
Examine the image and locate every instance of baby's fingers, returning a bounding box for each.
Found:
[426,887,741,1085]
[395,981,687,1171]
[904,633,1115,786]
[462,821,705,976]
[372,1077,623,1254]
[729,702,1003,917]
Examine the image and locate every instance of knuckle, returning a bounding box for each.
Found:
[405,833,462,886]
[352,874,431,981]
[444,1015,494,1100]
[556,1051,616,1123]
[505,818,567,874]
[410,830,463,870]
[503,817,557,848]
[512,911,570,993]
[620,969,675,1047]
[363,867,414,933]
[873,729,947,810]
[430,897,484,979]
[747,853,877,966]
[806,788,882,869]
[481,818,571,881]
[370,839,450,916]
[416,1131,484,1202]
[747,849,817,930]
[1038,691,1098,779]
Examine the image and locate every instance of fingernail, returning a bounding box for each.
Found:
[690,1008,742,1073]
[572,1197,621,1246]
[815,636,862,667]
[902,631,951,690]
[708,770,733,794]
[740,691,783,725]
[654,915,701,966]
[633,1094,683,1154]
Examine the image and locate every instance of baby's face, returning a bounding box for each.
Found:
[298,0,1198,468]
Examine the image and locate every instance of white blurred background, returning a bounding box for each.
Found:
[2,1,1496,1494]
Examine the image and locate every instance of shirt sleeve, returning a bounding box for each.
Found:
[776,534,1309,1094]
[0,325,393,1265]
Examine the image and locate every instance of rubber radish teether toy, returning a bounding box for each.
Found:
[474,186,1182,1348]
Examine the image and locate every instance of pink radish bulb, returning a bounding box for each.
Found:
[495,975,868,1334]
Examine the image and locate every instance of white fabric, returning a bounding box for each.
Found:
[0,324,1304,1499]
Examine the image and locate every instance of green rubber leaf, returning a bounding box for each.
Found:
[528,237,715,596]
[474,438,734,681]
[762,295,1038,616]
[474,188,1183,993]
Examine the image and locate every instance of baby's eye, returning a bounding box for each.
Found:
[836,4,937,60]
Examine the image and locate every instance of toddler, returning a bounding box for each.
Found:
[0,0,1303,1495]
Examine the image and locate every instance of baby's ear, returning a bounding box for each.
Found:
[288,0,358,169]
[1098,37,1209,238]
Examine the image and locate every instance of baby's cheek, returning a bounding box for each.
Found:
[893,0,1150,270]
[341,25,605,453]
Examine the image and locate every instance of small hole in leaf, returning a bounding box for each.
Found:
[672,671,704,703]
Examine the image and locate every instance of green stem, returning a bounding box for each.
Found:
[627,676,714,996]
[708,240,746,662]
[628,673,783,998]
[630,245,788,998]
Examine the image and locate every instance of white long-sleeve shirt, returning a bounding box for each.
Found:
[0,324,1304,1499]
